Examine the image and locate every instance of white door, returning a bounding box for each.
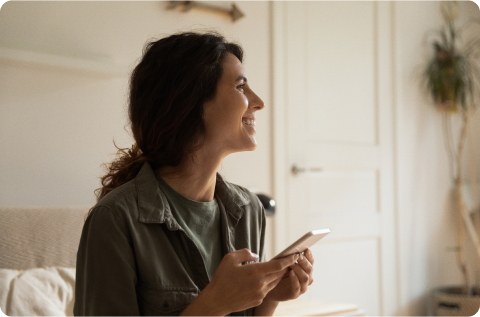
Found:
[273,2,397,315]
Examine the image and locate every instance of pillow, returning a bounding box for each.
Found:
[0,267,75,316]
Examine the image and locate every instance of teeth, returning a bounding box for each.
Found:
[242,119,256,126]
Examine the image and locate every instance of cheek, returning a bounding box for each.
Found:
[204,96,247,135]
[220,103,246,126]
[205,111,238,136]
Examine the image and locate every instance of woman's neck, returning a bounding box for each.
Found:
[156,145,225,202]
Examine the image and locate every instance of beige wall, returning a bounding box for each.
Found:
[0,1,272,207]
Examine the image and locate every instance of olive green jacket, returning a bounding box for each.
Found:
[74,162,266,316]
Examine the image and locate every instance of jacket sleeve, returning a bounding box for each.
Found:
[74,206,140,316]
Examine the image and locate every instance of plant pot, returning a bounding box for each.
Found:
[432,286,480,316]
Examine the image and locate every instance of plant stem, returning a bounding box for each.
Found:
[443,114,456,181]
[455,111,471,295]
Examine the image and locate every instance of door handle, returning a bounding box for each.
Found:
[291,164,323,175]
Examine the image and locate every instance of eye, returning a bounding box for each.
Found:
[237,84,245,91]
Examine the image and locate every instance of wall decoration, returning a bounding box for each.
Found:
[167,1,244,22]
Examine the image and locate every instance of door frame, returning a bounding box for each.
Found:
[271,0,289,256]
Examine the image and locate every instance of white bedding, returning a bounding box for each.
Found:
[0,267,75,316]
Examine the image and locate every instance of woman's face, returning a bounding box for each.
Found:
[203,53,265,155]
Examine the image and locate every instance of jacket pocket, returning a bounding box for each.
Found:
[137,283,198,316]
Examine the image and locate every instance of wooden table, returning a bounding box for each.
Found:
[274,299,365,316]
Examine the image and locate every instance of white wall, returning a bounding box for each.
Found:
[0,1,272,208]
[394,1,480,315]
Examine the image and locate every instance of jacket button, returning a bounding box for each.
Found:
[163,301,169,309]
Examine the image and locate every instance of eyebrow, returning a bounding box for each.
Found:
[235,76,248,83]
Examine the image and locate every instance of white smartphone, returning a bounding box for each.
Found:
[270,228,330,260]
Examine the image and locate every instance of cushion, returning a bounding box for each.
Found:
[0,267,75,316]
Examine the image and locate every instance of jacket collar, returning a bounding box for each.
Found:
[136,162,250,227]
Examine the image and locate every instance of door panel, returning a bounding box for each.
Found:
[305,2,376,144]
[309,239,381,315]
[279,1,396,315]
[306,171,378,214]
[306,143,379,168]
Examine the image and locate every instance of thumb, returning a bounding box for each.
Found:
[230,248,259,265]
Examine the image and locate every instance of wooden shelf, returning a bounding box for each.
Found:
[0,47,128,77]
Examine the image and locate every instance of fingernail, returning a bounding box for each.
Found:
[251,252,259,258]
[299,253,304,260]
[295,254,299,260]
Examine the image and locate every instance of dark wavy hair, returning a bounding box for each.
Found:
[86,32,243,218]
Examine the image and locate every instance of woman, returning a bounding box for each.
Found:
[74,32,315,316]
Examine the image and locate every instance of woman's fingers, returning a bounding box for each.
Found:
[289,267,302,296]
[227,248,259,265]
[264,268,288,284]
[265,271,284,292]
[248,250,315,302]
[304,248,314,265]
[297,252,314,285]
[291,263,310,295]
[297,253,313,274]
[258,254,299,274]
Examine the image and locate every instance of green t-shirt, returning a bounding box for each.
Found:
[155,174,223,280]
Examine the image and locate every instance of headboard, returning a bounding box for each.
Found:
[0,208,88,269]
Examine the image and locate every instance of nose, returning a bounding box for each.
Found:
[248,88,265,111]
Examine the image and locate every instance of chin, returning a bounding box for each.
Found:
[246,142,257,151]
[231,137,257,153]
[235,143,257,153]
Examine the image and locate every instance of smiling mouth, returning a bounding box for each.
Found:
[242,118,256,126]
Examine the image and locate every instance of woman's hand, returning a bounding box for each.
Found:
[180,249,298,316]
[264,248,315,302]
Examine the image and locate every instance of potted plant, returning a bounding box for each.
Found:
[423,1,480,315]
